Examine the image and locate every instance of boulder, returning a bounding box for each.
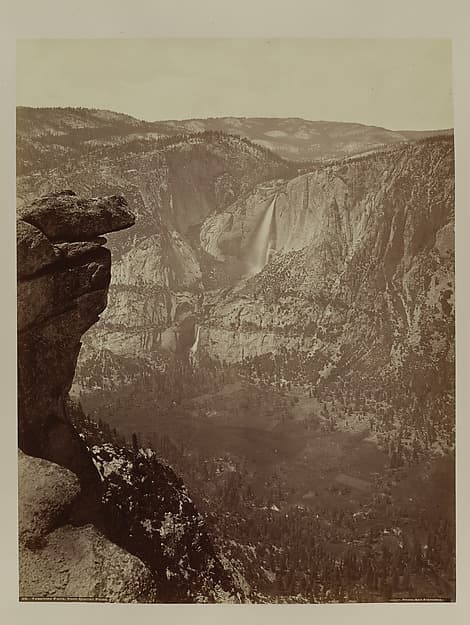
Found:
[18,191,135,242]
[18,446,158,603]
[19,524,158,602]
[18,450,81,548]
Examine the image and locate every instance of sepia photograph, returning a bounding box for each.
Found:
[15,36,456,605]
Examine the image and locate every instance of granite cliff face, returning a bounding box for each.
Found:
[17,191,241,602]
[197,138,454,396]
[73,138,454,408]
[17,128,297,365]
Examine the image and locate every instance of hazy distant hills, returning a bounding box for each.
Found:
[150,117,453,161]
[16,106,453,163]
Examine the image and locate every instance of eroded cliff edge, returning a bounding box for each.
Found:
[17,191,240,603]
[17,191,135,477]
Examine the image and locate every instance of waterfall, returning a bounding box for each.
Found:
[189,324,201,363]
[245,196,276,276]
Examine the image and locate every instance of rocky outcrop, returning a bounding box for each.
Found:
[18,449,81,548]
[17,191,134,476]
[18,451,157,602]
[20,524,157,602]
[87,442,237,602]
[18,190,136,242]
[17,191,160,602]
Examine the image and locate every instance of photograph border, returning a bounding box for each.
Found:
[1,1,469,623]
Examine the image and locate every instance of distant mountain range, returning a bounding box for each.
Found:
[16,106,453,163]
[149,116,452,161]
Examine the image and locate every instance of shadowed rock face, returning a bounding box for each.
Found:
[17,191,135,478]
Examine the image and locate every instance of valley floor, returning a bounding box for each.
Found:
[75,369,455,603]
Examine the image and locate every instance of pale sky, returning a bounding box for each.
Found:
[16,38,453,130]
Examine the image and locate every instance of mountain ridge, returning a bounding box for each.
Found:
[17,106,453,163]
[17,105,452,133]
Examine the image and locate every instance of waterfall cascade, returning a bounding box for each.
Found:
[189,324,201,363]
[245,196,277,276]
